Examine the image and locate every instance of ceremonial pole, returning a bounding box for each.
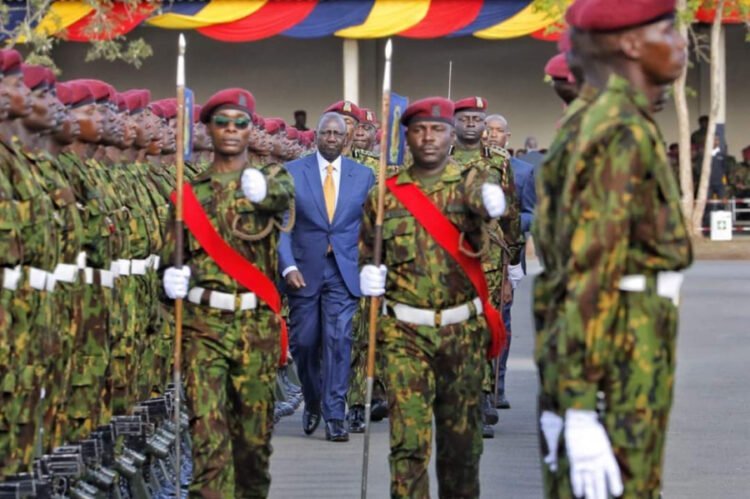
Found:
[361,38,392,499]
[448,60,453,100]
[173,33,187,498]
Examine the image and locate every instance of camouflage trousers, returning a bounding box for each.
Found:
[134,271,161,399]
[347,298,387,407]
[62,271,112,442]
[0,273,53,474]
[108,275,139,415]
[183,302,280,499]
[380,313,488,498]
[541,291,679,498]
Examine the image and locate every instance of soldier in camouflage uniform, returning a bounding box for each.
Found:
[162,88,293,498]
[0,50,60,471]
[359,97,508,498]
[452,96,523,439]
[731,146,750,199]
[534,1,693,497]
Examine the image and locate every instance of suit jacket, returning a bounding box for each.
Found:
[279,154,375,298]
[518,149,544,173]
[510,157,536,234]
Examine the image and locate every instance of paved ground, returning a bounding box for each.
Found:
[268,261,750,498]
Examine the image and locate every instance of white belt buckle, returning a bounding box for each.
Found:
[117,259,131,276]
[84,267,94,285]
[29,267,48,291]
[3,266,21,291]
[187,287,205,305]
[131,259,147,275]
[209,291,235,311]
[240,293,257,310]
[100,270,114,288]
[657,271,684,306]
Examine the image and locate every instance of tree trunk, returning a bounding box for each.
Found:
[691,0,725,234]
[674,0,695,235]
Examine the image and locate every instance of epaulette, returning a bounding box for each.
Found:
[353,148,379,159]
[487,146,510,161]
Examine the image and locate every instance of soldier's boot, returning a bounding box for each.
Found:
[482,423,495,439]
[483,392,499,426]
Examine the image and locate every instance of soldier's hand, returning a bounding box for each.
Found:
[360,264,387,297]
[285,270,306,290]
[540,411,564,471]
[241,167,268,203]
[482,183,506,218]
[164,266,191,300]
[565,409,623,499]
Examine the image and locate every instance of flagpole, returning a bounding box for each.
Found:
[173,32,187,499]
[361,37,392,499]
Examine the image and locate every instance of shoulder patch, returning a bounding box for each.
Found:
[488,146,510,160]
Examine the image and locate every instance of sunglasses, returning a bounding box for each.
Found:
[212,115,252,129]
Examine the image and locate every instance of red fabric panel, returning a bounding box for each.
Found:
[695,4,747,23]
[197,0,318,42]
[64,2,157,42]
[399,0,484,39]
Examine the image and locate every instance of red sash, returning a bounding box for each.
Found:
[170,184,288,366]
[385,177,506,359]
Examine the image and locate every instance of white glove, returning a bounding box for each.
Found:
[565,409,623,499]
[508,262,524,289]
[360,264,387,297]
[482,183,506,218]
[241,167,267,203]
[164,266,191,300]
[540,411,564,472]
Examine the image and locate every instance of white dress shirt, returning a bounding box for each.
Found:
[282,153,343,278]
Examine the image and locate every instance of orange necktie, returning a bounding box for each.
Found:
[323,163,336,222]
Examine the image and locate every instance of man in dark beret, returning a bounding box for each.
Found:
[161,87,293,498]
[533,1,693,498]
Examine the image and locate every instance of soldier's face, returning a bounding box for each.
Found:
[407,121,454,170]
[317,117,347,161]
[485,118,510,149]
[353,122,376,150]
[132,113,152,148]
[22,86,57,131]
[454,110,486,143]
[193,122,212,151]
[120,114,137,149]
[161,121,177,154]
[98,103,121,145]
[342,115,358,145]
[634,19,687,87]
[253,131,273,155]
[53,107,80,145]
[2,72,32,118]
[208,108,251,156]
[73,104,103,143]
[552,79,579,105]
[0,79,10,120]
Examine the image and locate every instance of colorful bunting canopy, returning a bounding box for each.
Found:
[2,0,569,42]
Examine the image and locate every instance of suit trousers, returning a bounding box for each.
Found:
[288,254,357,421]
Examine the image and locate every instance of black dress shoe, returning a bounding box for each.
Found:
[483,393,499,426]
[302,405,321,435]
[370,398,388,422]
[347,405,366,433]
[495,395,511,409]
[325,419,349,442]
[482,423,495,439]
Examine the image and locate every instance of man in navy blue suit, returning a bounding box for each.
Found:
[485,114,537,410]
[279,112,375,442]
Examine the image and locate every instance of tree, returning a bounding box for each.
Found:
[0,0,154,70]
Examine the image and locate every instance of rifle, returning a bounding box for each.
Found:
[111,416,152,499]
[0,472,51,499]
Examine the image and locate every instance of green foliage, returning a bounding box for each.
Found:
[1,0,153,72]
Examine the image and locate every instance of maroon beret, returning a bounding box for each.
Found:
[70,79,114,103]
[360,108,379,125]
[153,98,177,120]
[401,97,454,126]
[254,114,265,129]
[557,30,572,52]
[566,0,676,32]
[200,88,255,123]
[56,83,72,105]
[149,102,165,118]
[22,64,48,90]
[61,81,95,107]
[325,100,361,121]
[264,118,286,136]
[193,104,202,124]
[286,126,299,140]
[454,96,489,114]
[545,53,574,81]
[0,49,23,74]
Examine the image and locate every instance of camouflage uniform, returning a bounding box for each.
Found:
[537,75,693,497]
[451,145,521,398]
[360,160,495,498]
[162,163,293,498]
[731,160,750,198]
[0,141,59,471]
[0,167,24,476]
[531,84,599,497]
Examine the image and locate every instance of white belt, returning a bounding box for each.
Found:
[187,287,257,311]
[131,255,160,275]
[117,259,131,276]
[150,254,160,270]
[53,263,79,283]
[388,297,483,328]
[28,267,55,292]
[76,251,87,269]
[618,271,684,306]
[2,266,22,291]
[84,267,115,288]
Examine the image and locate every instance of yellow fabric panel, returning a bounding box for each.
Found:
[336,0,429,39]
[146,0,268,30]
[474,1,567,40]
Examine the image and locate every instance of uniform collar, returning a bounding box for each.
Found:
[605,73,653,118]
[396,159,462,187]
